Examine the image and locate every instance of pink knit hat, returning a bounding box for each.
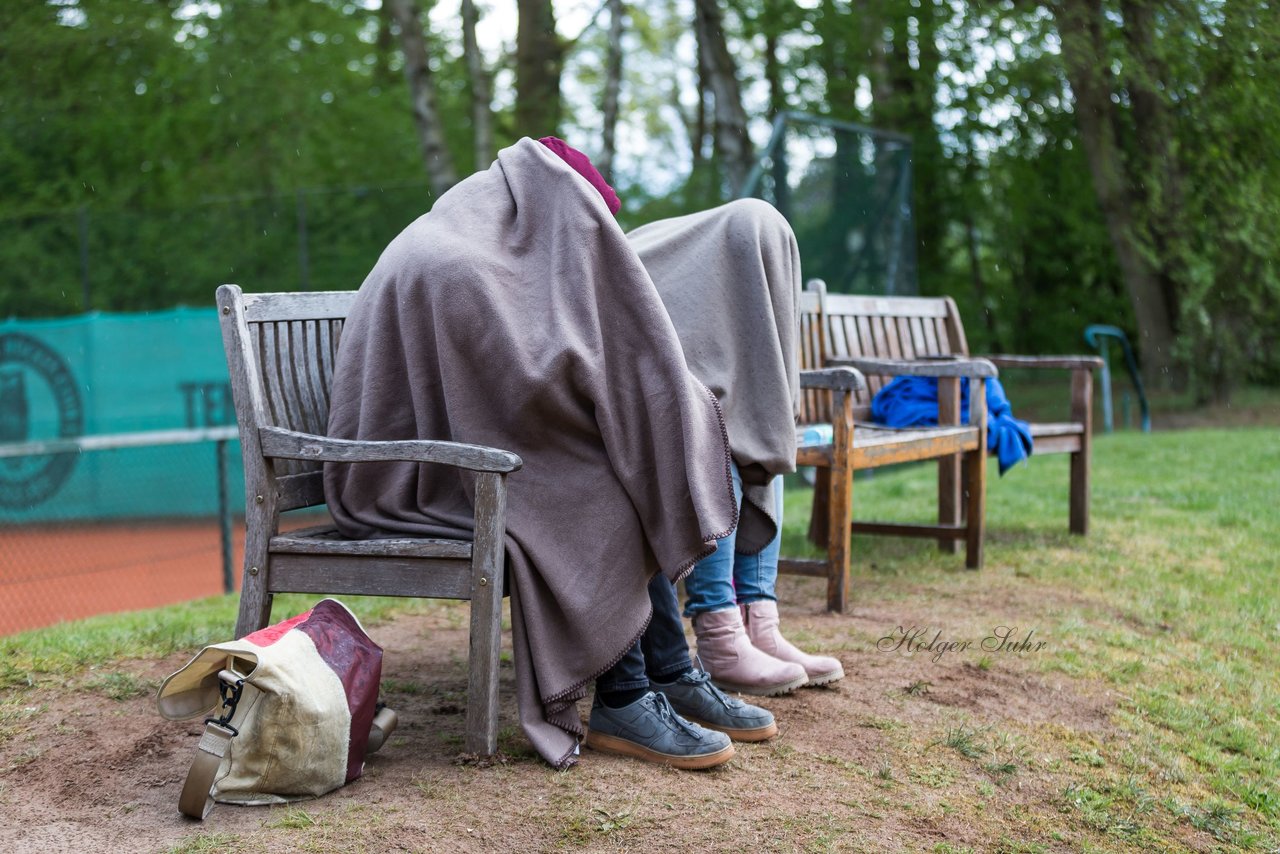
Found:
[538,136,622,216]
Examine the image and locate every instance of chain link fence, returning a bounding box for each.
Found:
[0,433,243,636]
[0,311,249,635]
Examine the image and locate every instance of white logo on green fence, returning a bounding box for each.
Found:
[0,333,84,508]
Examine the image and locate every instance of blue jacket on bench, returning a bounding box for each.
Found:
[870,376,1033,475]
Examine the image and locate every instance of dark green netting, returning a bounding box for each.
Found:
[742,112,917,296]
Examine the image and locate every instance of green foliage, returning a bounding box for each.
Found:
[941,725,989,759]
[2,0,1277,395]
[1154,5,1280,394]
[0,0,439,313]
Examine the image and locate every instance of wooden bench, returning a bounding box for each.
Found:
[780,284,998,612]
[787,281,1102,610]
[217,285,521,756]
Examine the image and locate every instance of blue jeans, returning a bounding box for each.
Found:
[683,461,783,617]
[596,573,694,693]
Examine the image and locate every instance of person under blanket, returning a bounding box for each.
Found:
[324,136,834,769]
[566,141,842,762]
[626,194,846,700]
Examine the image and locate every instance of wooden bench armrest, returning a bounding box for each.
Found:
[258,426,524,473]
[981,354,1104,371]
[828,356,998,379]
[800,367,867,392]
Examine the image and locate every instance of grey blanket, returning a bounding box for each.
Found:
[324,139,738,768]
[627,201,801,553]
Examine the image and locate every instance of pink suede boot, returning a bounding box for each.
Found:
[741,600,845,687]
[693,607,808,697]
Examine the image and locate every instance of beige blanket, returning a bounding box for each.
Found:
[324,139,737,768]
[627,200,801,553]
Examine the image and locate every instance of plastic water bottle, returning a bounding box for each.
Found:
[796,424,834,447]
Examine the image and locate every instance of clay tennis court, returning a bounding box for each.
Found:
[0,519,246,636]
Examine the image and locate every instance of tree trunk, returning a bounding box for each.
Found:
[693,0,753,195]
[388,0,457,198]
[460,0,494,170]
[516,0,563,136]
[904,2,946,287]
[866,0,894,115]
[763,4,790,212]
[1119,0,1185,337]
[963,159,1001,349]
[966,211,1001,348]
[863,0,946,292]
[1054,0,1178,384]
[816,0,866,124]
[693,28,709,172]
[374,1,395,89]
[598,0,624,184]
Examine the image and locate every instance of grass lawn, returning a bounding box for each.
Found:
[779,426,1280,850]
[0,425,1277,852]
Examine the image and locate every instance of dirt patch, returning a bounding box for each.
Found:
[0,578,1221,853]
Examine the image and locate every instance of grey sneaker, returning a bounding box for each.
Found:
[585,691,735,769]
[652,669,778,742]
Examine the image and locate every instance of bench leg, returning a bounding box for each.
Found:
[1069,451,1089,535]
[938,457,962,553]
[826,391,854,612]
[964,380,988,570]
[809,467,831,548]
[964,450,987,569]
[466,473,507,756]
[1069,368,1093,535]
[937,377,963,553]
[827,462,853,613]
[234,495,276,639]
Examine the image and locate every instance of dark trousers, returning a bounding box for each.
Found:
[596,573,693,693]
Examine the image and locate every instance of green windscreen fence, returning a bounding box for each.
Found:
[743,111,918,296]
[0,309,243,521]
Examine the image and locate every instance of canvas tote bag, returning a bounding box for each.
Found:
[156,599,396,819]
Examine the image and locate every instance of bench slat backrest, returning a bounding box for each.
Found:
[798,287,829,426]
[219,286,358,511]
[798,282,969,423]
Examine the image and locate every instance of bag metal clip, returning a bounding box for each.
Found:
[204,667,245,736]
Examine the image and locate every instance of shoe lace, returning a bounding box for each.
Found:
[688,659,743,709]
[649,691,702,737]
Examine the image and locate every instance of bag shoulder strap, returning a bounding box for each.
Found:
[179,721,236,820]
